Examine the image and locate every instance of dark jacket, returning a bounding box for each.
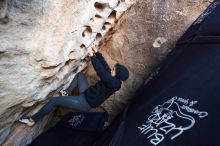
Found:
[84,52,122,108]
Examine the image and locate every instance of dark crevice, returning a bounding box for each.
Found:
[0,0,9,24]
[96,33,102,40]
[80,44,86,49]
[82,25,92,37]
[94,2,108,11]
[108,10,117,19]
[42,62,62,69]
[0,15,9,24]
[95,14,102,19]
[102,25,106,30]
[102,22,112,30]
[104,22,111,25]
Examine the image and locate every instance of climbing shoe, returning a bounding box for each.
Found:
[19,117,35,127]
[59,90,68,96]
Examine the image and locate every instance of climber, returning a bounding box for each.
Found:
[19,46,129,126]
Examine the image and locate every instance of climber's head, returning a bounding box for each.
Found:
[111,63,129,81]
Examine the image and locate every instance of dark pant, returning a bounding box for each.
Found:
[32,73,91,121]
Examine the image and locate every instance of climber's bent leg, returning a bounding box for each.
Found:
[31,94,91,122]
[66,72,89,95]
[77,72,89,94]
[66,74,78,95]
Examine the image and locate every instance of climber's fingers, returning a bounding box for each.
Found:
[88,49,94,57]
[92,46,98,53]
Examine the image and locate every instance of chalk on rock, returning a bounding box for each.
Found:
[108,0,119,8]
[152,37,167,48]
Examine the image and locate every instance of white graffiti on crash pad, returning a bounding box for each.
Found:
[68,114,85,127]
[137,96,208,145]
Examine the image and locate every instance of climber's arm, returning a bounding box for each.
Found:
[91,56,112,82]
[95,52,111,73]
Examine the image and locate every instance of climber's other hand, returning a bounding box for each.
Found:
[92,46,98,53]
[89,50,94,57]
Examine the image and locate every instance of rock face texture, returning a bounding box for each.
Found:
[0,0,211,145]
[0,0,135,145]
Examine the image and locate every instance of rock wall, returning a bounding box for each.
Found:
[0,0,211,145]
[0,0,135,145]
